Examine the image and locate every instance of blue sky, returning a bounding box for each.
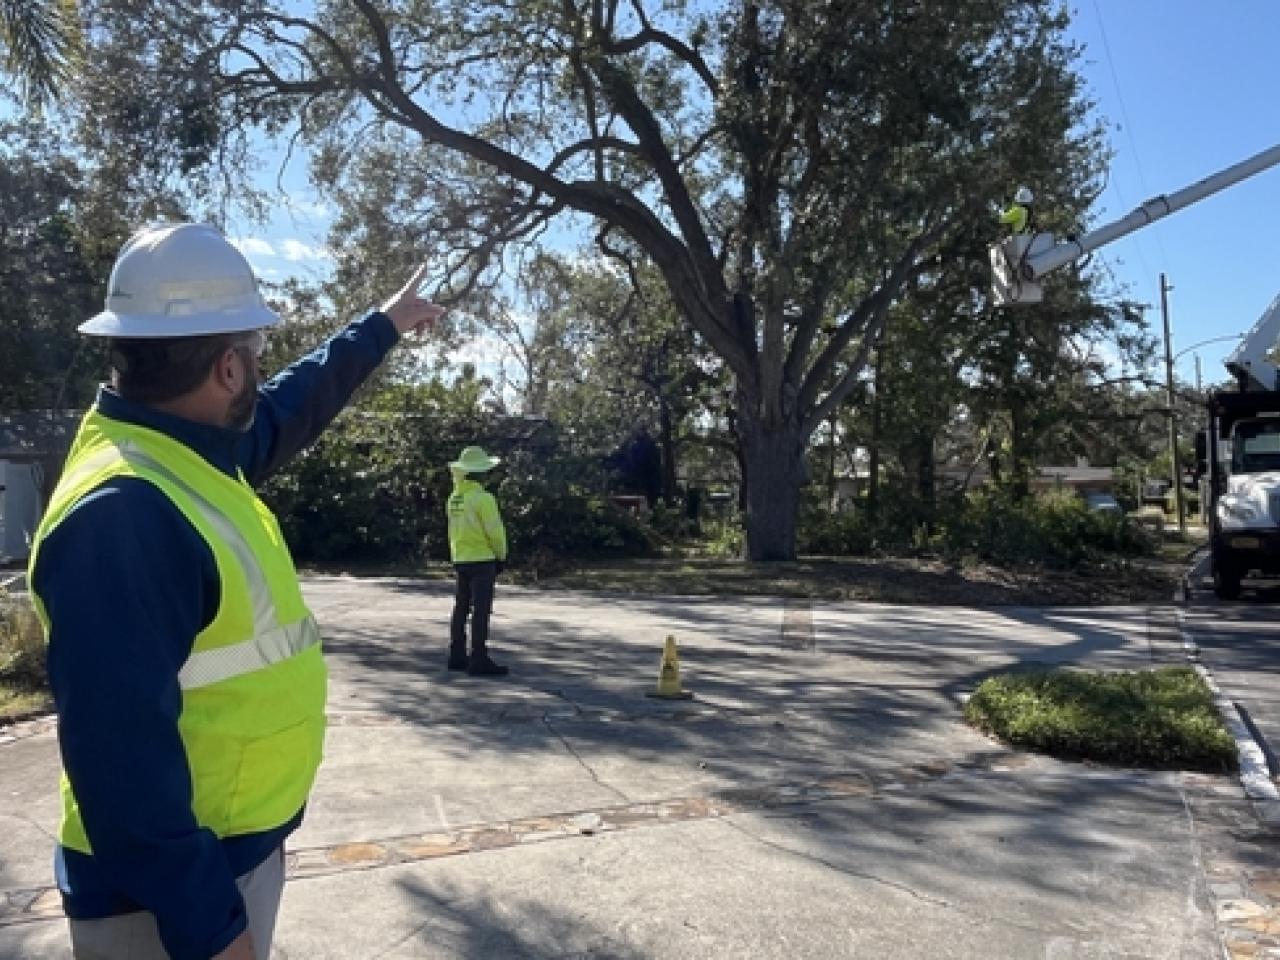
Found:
[234,1,1280,389]
[1063,0,1280,387]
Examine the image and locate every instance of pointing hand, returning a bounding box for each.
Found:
[381,264,446,336]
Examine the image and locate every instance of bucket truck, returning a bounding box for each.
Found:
[988,142,1280,599]
[1196,297,1280,598]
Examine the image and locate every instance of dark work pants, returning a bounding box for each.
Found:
[451,561,497,657]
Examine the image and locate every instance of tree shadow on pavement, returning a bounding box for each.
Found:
[379,877,649,960]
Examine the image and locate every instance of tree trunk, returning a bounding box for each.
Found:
[918,432,936,517]
[1009,398,1032,501]
[739,413,807,561]
[658,398,679,504]
[867,347,885,523]
[827,410,838,508]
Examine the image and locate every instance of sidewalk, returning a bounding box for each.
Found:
[1,577,1276,958]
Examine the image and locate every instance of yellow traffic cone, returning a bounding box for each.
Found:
[646,635,693,700]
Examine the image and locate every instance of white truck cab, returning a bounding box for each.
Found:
[1201,398,1280,598]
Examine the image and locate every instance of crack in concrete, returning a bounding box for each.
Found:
[541,716,633,806]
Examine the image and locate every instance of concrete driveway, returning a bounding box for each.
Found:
[2,577,1275,959]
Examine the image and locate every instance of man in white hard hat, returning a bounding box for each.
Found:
[27,223,443,960]
[998,185,1035,235]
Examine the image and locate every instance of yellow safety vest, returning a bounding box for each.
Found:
[999,204,1029,234]
[28,408,327,852]
[447,478,507,563]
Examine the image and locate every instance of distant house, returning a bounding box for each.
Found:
[937,459,1114,494]
[1030,462,1114,494]
[0,410,82,561]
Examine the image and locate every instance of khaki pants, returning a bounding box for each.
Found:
[68,847,285,959]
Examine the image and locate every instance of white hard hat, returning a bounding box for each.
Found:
[79,223,280,338]
[1014,186,1034,205]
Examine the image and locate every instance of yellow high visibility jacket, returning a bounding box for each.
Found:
[28,409,327,851]
[447,477,507,563]
[999,203,1029,234]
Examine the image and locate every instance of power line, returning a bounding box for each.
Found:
[1089,0,1170,295]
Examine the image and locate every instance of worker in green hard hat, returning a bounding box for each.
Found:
[998,185,1035,235]
[446,445,510,676]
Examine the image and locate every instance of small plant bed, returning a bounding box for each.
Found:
[965,666,1237,773]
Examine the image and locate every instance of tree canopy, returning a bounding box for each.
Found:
[61,0,1105,557]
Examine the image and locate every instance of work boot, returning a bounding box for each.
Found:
[467,653,509,677]
[447,647,469,671]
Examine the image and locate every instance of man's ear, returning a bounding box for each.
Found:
[214,347,241,393]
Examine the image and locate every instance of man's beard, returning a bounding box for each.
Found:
[227,367,258,431]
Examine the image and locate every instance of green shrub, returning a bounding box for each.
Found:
[797,498,875,555]
[697,517,745,559]
[261,400,657,565]
[645,501,693,540]
[940,489,1155,567]
[500,471,654,560]
[965,666,1236,773]
[796,487,1156,567]
[0,589,45,687]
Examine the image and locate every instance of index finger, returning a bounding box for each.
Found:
[404,263,431,295]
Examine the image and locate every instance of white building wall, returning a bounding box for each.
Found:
[0,460,43,561]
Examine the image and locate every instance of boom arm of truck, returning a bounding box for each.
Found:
[990,142,1280,306]
[1224,292,1280,392]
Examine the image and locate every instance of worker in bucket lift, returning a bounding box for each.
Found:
[998,185,1035,235]
[446,445,510,677]
[27,223,443,960]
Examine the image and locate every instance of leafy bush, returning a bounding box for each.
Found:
[644,501,693,540]
[798,487,1156,567]
[797,498,875,555]
[499,470,654,560]
[966,666,1236,772]
[0,588,45,687]
[697,517,746,559]
[939,489,1154,567]
[261,382,654,565]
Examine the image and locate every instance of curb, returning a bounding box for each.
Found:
[1175,606,1280,827]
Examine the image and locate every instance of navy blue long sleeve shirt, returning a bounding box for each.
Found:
[32,311,400,960]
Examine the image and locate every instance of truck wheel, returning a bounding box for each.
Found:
[1214,565,1242,601]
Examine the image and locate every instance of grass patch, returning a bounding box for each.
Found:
[965,666,1237,773]
[0,679,52,722]
[0,588,50,724]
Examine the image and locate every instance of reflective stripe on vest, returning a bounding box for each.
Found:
[179,617,320,690]
[53,440,320,689]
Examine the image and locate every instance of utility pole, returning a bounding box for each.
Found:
[1195,354,1202,393]
[1161,274,1186,537]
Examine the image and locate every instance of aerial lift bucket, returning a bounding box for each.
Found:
[989,233,1051,306]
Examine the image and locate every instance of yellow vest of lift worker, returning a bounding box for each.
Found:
[27,408,327,853]
[447,478,507,563]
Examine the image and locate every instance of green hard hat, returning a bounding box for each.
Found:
[450,446,501,473]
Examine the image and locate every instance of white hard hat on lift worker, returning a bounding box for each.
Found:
[1014,186,1034,206]
[79,223,280,338]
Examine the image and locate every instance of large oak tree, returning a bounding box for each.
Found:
[82,0,1101,558]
